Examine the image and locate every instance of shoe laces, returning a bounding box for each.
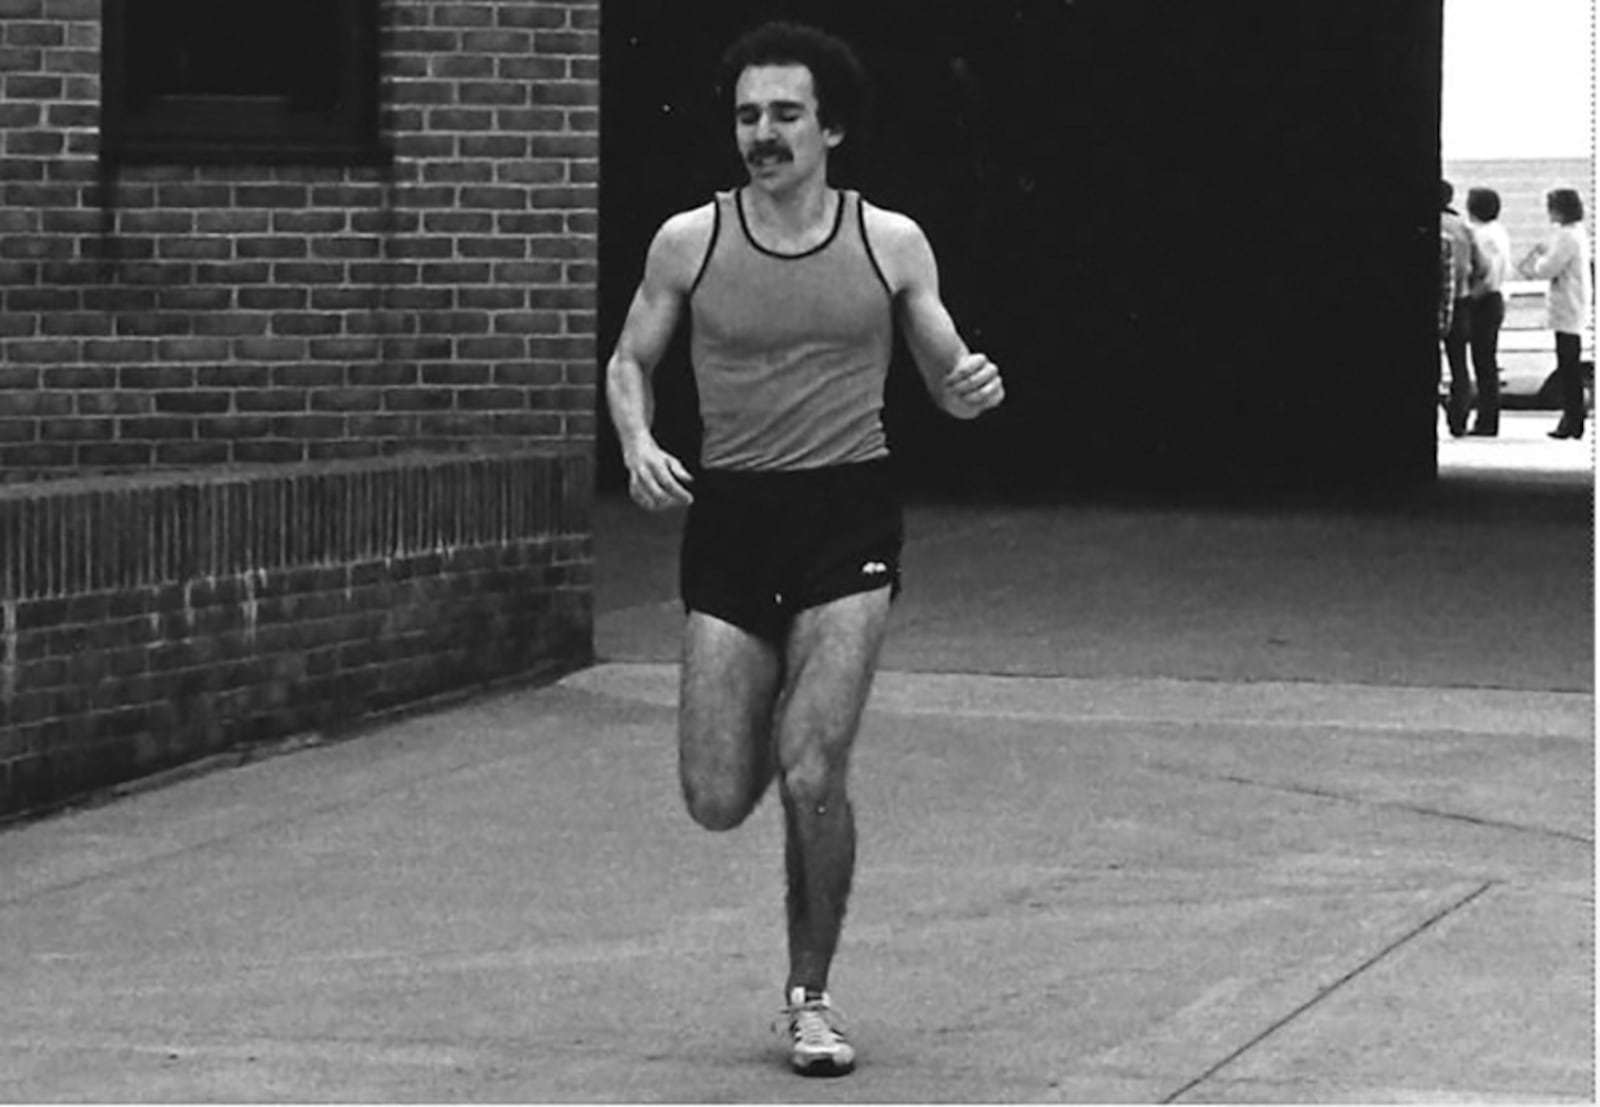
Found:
[779,994,849,1047]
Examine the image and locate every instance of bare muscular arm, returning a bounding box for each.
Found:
[866,204,1005,420]
[604,207,712,509]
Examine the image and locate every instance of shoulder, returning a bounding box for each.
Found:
[859,198,936,291]
[644,201,720,290]
[860,198,929,254]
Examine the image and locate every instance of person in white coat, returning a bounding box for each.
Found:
[1520,188,1591,439]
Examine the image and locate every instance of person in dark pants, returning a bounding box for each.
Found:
[1440,181,1485,437]
[1464,187,1510,436]
[1521,188,1592,439]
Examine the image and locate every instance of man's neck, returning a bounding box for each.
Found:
[742,177,836,249]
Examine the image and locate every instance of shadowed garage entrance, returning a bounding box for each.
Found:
[597,0,1444,499]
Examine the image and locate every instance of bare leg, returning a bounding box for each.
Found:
[774,588,892,994]
[678,612,784,831]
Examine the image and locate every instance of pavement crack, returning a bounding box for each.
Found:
[1165,767,1593,845]
[1158,881,1498,1104]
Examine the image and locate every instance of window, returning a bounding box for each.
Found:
[102,0,385,166]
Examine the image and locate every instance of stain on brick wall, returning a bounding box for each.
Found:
[1,0,600,481]
[0,448,594,819]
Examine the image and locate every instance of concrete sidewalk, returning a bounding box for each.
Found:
[0,457,1593,1102]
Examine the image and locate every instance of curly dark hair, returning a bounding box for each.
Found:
[716,21,872,143]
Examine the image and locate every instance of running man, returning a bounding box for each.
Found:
[604,21,1004,1076]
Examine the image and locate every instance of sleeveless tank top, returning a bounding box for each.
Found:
[689,189,894,471]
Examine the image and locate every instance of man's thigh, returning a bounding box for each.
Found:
[775,587,893,774]
[679,611,784,808]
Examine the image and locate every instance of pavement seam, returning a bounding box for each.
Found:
[1157,880,1500,1104]
[563,662,1596,739]
[1154,766,1594,846]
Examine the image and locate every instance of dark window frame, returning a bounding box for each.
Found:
[101,0,388,167]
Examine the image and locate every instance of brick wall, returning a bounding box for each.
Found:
[1,0,599,481]
[0,448,593,818]
[0,0,602,816]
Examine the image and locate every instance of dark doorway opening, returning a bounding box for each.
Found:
[598,0,1445,500]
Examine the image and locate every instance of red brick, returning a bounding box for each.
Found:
[498,5,567,29]
[42,365,113,388]
[154,441,230,466]
[197,415,271,439]
[421,362,491,386]
[117,417,195,440]
[492,362,563,387]
[310,388,382,412]
[272,262,346,284]
[118,365,193,389]
[0,418,37,442]
[193,313,269,338]
[76,391,148,416]
[237,237,309,260]
[156,183,232,207]
[40,312,110,337]
[40,416,111,441]
[271,415,344,439]
[431,4,494,27]
[0,442,71,467]
[532,30,597,54]
[154,391,231,414]
[427,107,493,130]
[76,442,151,467]
[232,441,303,464]
[459,80,527,106]
[241,289,309,311]
[382,388,452,412]
[271,313,343,336]
[457,387,524,411]
[121,210,195,235]
[155,337,229,362]
[235,185,310,208]
[349,363,419,387]
[232,337,307,361]
[273,364,344,389]
[0,390,71,416]
[236,389,308,413]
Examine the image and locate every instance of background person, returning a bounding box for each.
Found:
[1520,187,1591,439]
[1440,180,1486,437]
[1464,186,1510,436]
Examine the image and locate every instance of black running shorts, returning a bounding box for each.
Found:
[680,460,904,643]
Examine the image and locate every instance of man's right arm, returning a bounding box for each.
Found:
[605,207,711,510]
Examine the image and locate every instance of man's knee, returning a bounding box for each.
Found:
[680,771,762,831]
[778,743,848,812]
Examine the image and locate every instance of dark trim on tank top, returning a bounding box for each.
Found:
[857,195,894,298]
[688,197,721,296]
[734,186,846,259]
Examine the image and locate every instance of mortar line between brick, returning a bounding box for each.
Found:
[1158,881,1499,1104]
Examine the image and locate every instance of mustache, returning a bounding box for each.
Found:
[745,141,792,163]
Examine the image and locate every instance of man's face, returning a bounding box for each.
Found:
[734,63,842,193]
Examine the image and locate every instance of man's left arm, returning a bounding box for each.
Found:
[876,210,1004,420]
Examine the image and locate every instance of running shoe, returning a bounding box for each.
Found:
[782,986,856,1076]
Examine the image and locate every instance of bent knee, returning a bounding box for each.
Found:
[682,780,759,832]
